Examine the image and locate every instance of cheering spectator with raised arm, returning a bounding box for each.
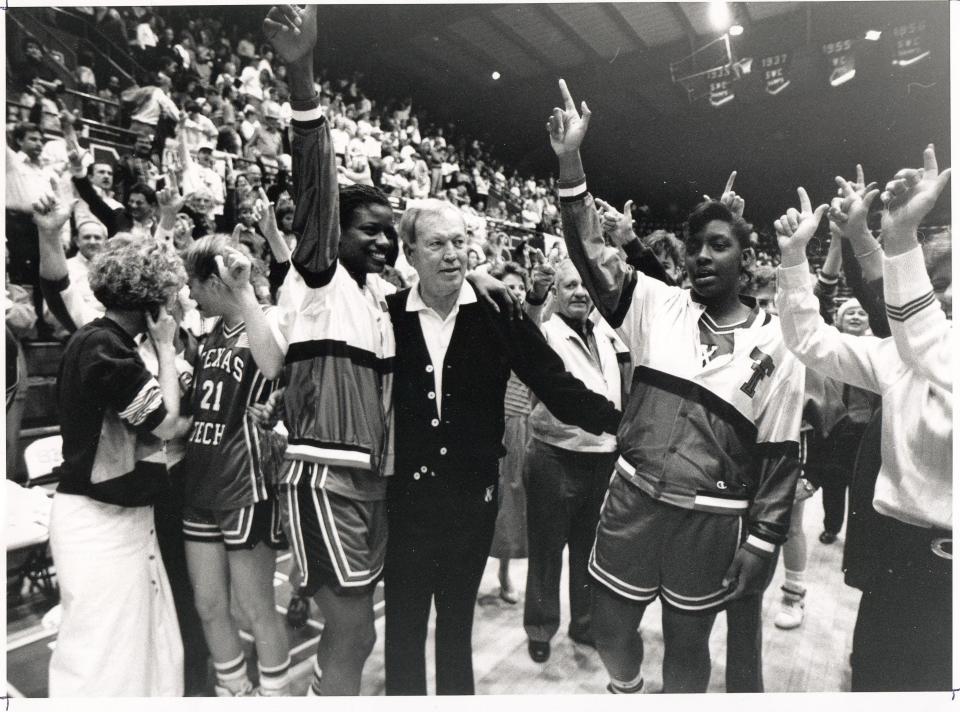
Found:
[548,78,804,694]
[774,147,951,691]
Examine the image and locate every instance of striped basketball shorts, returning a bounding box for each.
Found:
[183,498,288,551]
[589,473,745,614]
[279,461,387,597]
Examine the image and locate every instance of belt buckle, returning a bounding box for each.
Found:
[930,537,952,561]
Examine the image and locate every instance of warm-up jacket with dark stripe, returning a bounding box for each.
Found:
[559,177,805,558]
[267,102,395,481]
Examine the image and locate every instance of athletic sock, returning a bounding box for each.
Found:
[214,652,252,696]
[306,657,323,696]
[783,568,806,596]
[608,669,645,694]
[258,656,291,696]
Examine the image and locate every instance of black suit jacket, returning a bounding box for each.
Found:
[386,285,620,497]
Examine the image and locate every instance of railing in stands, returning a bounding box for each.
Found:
[6,100,137,156]
[46,7,142,86]
[6,13,77,91]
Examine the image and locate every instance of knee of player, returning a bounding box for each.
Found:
[192,587,232,622]
[234,591,283,628]
[356,618,378,657]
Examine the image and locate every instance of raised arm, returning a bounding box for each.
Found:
[877,144,951,389]
[32,184,94,331]
[503,309,620,435]
[774,187,885,393]
[833,167,887,335]
[219,247,285,379]
[264,5,338,288]
[549,79,636,327]
[255,187,292,264]
[595,197,672,285]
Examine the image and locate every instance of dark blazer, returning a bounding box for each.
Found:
[386,285,620,496]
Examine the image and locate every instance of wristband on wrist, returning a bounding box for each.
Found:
[525,289,547,306]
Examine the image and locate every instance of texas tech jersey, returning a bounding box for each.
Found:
[183,316,279,510]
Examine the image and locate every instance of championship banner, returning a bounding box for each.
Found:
[760,52,791,96]
[706,64,736,108]
[891,20,931,68]
[822,38,856,87]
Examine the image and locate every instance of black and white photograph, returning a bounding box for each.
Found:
[3,1,954,700]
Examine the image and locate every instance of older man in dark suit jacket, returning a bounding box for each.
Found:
[383,199,621,696]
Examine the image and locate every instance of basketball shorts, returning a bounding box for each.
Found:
[182,498,288,551]
[280,461,387,597]
[589,473,745,614]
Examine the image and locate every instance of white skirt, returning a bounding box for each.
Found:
[48,493,184,697]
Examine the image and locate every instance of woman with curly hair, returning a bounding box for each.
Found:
[48,227,193,696]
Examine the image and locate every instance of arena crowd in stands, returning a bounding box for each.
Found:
[4,2,952,701]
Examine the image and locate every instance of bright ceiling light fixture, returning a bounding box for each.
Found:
[729,24,744,37]
[708,1,732,32]
[491,71,501,80]
[864,30,882,41]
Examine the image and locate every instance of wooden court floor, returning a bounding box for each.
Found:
[7,492,862,696]
[341,492,862,695]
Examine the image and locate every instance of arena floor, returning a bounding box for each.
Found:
[5,493,859,696]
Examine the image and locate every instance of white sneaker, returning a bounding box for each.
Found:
[255,685,289,697]
[214,679,255,697]
[773,586,805,630]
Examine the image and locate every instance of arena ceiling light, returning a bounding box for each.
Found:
[708,1,732,32]
[729,24,744,37]
[491,71,501,80]
[864,30,882,41]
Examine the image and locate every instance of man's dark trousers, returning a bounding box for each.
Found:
[384,477,498,695]
[523,439,616,644]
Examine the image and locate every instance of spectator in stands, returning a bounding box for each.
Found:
[239,57,265,110]
[98,75,122,125]
[74,161,123,233]
[339,136,373,187]
[181,100,219,152]
[123,73,181,137]
[66,220,108,316]
[6,121,65,336]
[247,101,285,168]
[217,110,243,156]
[239,104,261,147]
[71,131,159,238]
[192,147,226,215]
[641,229,685,286]
[14,39,62,118]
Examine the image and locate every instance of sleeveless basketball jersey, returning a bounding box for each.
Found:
[183,316,278,510]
